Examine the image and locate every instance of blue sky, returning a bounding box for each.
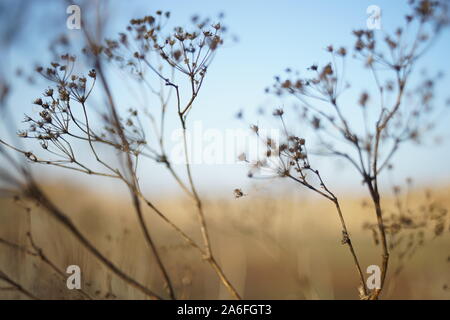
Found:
[2,0,450,196]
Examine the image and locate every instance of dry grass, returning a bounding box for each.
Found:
[1,182,448,299]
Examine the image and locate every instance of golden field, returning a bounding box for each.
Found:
[0,182,449,300]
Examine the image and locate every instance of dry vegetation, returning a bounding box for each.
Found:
[0,0,449,300]
[0,183,449,299]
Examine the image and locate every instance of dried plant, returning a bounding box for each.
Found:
[0,8,240,300]
[245,0,449,299]
[361,180,449,295]
[0,0,449,300]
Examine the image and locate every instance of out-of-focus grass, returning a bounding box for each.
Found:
[0,183,449,299]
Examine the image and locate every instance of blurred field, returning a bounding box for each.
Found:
[0,182,449,300]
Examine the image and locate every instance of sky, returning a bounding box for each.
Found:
[1,0,450,197]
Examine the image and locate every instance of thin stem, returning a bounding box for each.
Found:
[94,57,176,299]
[288,173,367,296]
[24,179,162,300]
[0,269,39,300]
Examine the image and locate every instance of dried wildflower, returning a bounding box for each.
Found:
[322,64,333,76]
[337,47,347,56]
[355,39,364,51]
[250,0,450,300]
[415,0,434,19]
[233,188,245,199]
[359,92,369,107]
[88,69,97,78]
[273,108,284,116]
[281,80,291,88]
[44,88,53,97]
